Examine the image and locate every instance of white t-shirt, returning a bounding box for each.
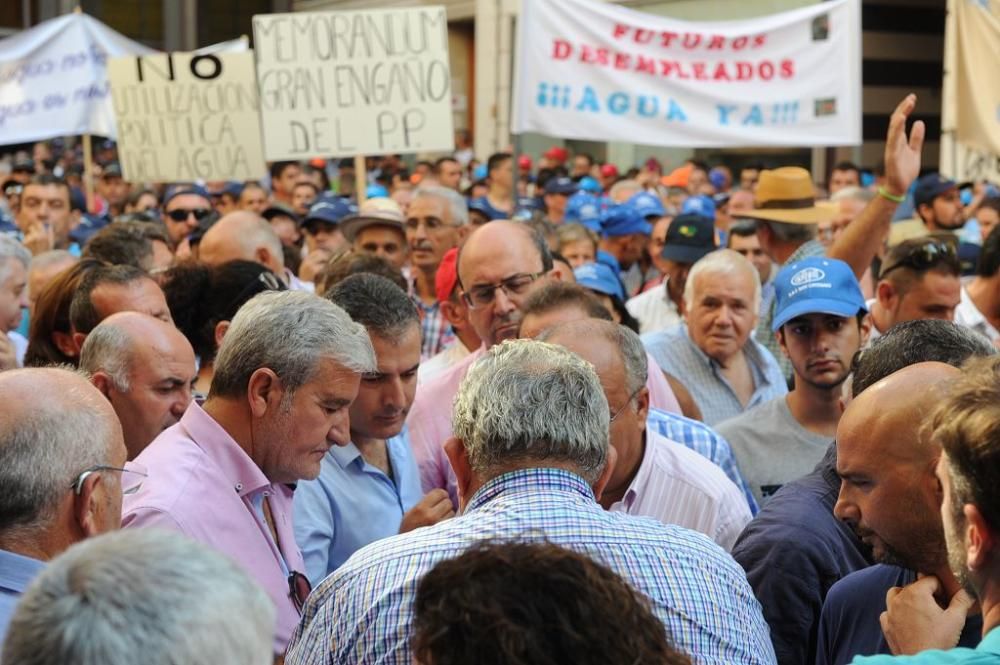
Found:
[626,281,681,335]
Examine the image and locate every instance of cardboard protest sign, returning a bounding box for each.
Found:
[513,0,861,147]
[252,6,454,160]
[108,51,266,182]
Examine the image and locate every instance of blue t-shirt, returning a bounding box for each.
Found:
[467,196,510,221]
[818,564,983,665]
[854,626,1000,664]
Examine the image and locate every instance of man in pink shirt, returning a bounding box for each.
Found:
[122,291,376,656]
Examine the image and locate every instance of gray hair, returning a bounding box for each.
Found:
[28,249,76,276]
[1,529,275,665]
[79,322,135,392]
[0,369,117,535]
[452,339,609,483]
[414,185,469,225]
[830,186,876,204]
[326,273,419,342]
[683,249,762,311]
[758,219,817,243]
[243,216,285,269]
[0,235,31,285]
[210,291,376,401]
[608,179,641,202]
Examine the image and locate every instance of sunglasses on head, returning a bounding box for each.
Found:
[166,208,212,223]
[879,239,959,279]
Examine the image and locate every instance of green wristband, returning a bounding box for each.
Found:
[877,186,906,203]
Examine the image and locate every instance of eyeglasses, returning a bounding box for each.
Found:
[462,272,545,309]
[288,571,312,614]
[225,271,286,314]
[71,463,148,496]
[879,239,959,279]
[166,208,212,223]
[610,387,644,423]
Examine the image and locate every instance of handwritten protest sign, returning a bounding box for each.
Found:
[0,13,154,145]
[513,0,861,147]
[252,7,455,160]
[108,51,266,182]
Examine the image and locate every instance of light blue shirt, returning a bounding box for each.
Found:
[293,428,424,586]
[0,548,46,643]
[853,626,1000,664]
[643,324,788,426]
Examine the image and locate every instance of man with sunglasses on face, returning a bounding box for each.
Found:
[162,185,213,249]
[408,221,561,506]
[0,367,133,644]
[867,236,962,345]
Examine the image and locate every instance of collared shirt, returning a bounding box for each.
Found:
[643,324,788,426]
[626,278,681,334]
[646,407,758,514]
[414,297,454,360]
[286,270,314,293]
[0,549,45,644]
[955,284,1000,343]
[286,467,777,665]
[851,626,1000,664]
[416,340,471,385]
[293,429,424,586]
[122,401,305,654]
[610,429,752,550]
[756,238,826,377]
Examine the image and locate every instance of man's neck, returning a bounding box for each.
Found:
[870,300,890,334]
[786,383,842,437]
[967,277,1000,325]
[598,433,646,510]
[769,239,807,265]
[664,278,683,310]
[202,397,257,466]
[413,267,437,304]
[455,327,481,352]
[352,435,391,474]
[980,579,1000,636]
[487,186,511,208]
[0,528,68,562]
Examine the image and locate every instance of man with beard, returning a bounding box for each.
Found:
[856,356,1000,662]
[815,362,982,664]
[717,257,869,505]
[294,275,453,584]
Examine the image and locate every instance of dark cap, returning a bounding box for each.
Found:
[262,202,300,224]
[100,162,123,178]
[661,213,717,264]
[12,158,34,174]
[914,173,958,208]
[544,176,577,195]
[163,184,211,208]
[303,196,357,228]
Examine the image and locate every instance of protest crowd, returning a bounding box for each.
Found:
[2,5,1000,665]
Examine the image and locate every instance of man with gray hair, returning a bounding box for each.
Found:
[122,290,376,656]
[643,249,787,425]
[0,235,30,369]
[2,529,275,665]
[287,339,776,665]
[406,185,469,358]
[0,367,130,643]
[80,312,197,460]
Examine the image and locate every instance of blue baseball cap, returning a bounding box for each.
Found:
[544,176,577,195]
[913,173,957,208]
[366,184,389,199]
[601,204,652,237]
[565,192,603,232]
[578,176,602,193]
[473,164,488,181]
[628,191,666,220]
[303,196,357,228]
[163,184,211,207]
[772,257,868,332]
[681,194,716,219]
[574,261,625,301]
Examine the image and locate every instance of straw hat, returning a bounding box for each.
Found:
[339,197,406,242]
[745,167,835,225]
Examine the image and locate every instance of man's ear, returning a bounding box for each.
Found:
[444,437,472,513]
[775,327,791,359]
[592,445,618,502]
[214,320,230,349]
[858,315,873,348]
[74,472,105,538]
[247,368,282,418]
[876,280,895,309]
[71,332,87,356]
[634,387,650,425]
[90,371,114,399]
[965,503,996,573]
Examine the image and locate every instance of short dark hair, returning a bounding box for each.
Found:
[412,542,690,665]
[741,162,765,174]
[851,319,996,396]
[520,281,614,325]
[69,264,151,335]
[726,219,758,242]
[269,161,301,181]
[574,152,595,167]
[326,273,418,340]
[980,196,1000,217]
[432,157,458,174]
[833,161,861,174]
[25,174,70,200]
[880,236,961,293]
[83,222,169,272]
[316,251,407,296]
[487,152,512,175]
[161,260,284,363]
[978,222,1000,278]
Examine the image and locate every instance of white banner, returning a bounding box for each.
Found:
[0,13,154,145]
[108,51,266,182]
[252,7,455,160]
[512,0,862,147]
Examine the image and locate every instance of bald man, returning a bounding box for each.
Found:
[0,368,129,642]
[816,363,982,664]
[198,211,311,291]
[408,221,561,504]
[80,312,197,460]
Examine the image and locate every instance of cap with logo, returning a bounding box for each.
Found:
[913,173,958,208]
[435,247,460,303]
[771,256,868,332]
[339,197,406,242]
[681,194,716,219]
[601,204,652,238]
[544,176,577,196]
[574,261,625,301]
[302,194,357,230]
[100,162,123,179]
[628,191,666,220]
[746,166,835,225]
[660,213,716,264]
[565,192,603,232]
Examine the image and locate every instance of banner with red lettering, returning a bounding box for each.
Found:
[512,0,861,147]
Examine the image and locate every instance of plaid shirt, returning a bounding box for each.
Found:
[415,298,454,359]
[286,468,777,665]
[647,407,759,515]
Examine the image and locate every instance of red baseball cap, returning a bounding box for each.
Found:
[517,155,532,170]
[543,146,569,163]
[435,247,460,303]
[600,163,619,178]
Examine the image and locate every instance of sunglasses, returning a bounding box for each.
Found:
[879,240,959,279]
[166,208,212,223]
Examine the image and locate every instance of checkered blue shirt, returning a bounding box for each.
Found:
[647,407,759,515]
[416,298,454,360]
[286,468,777,665]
